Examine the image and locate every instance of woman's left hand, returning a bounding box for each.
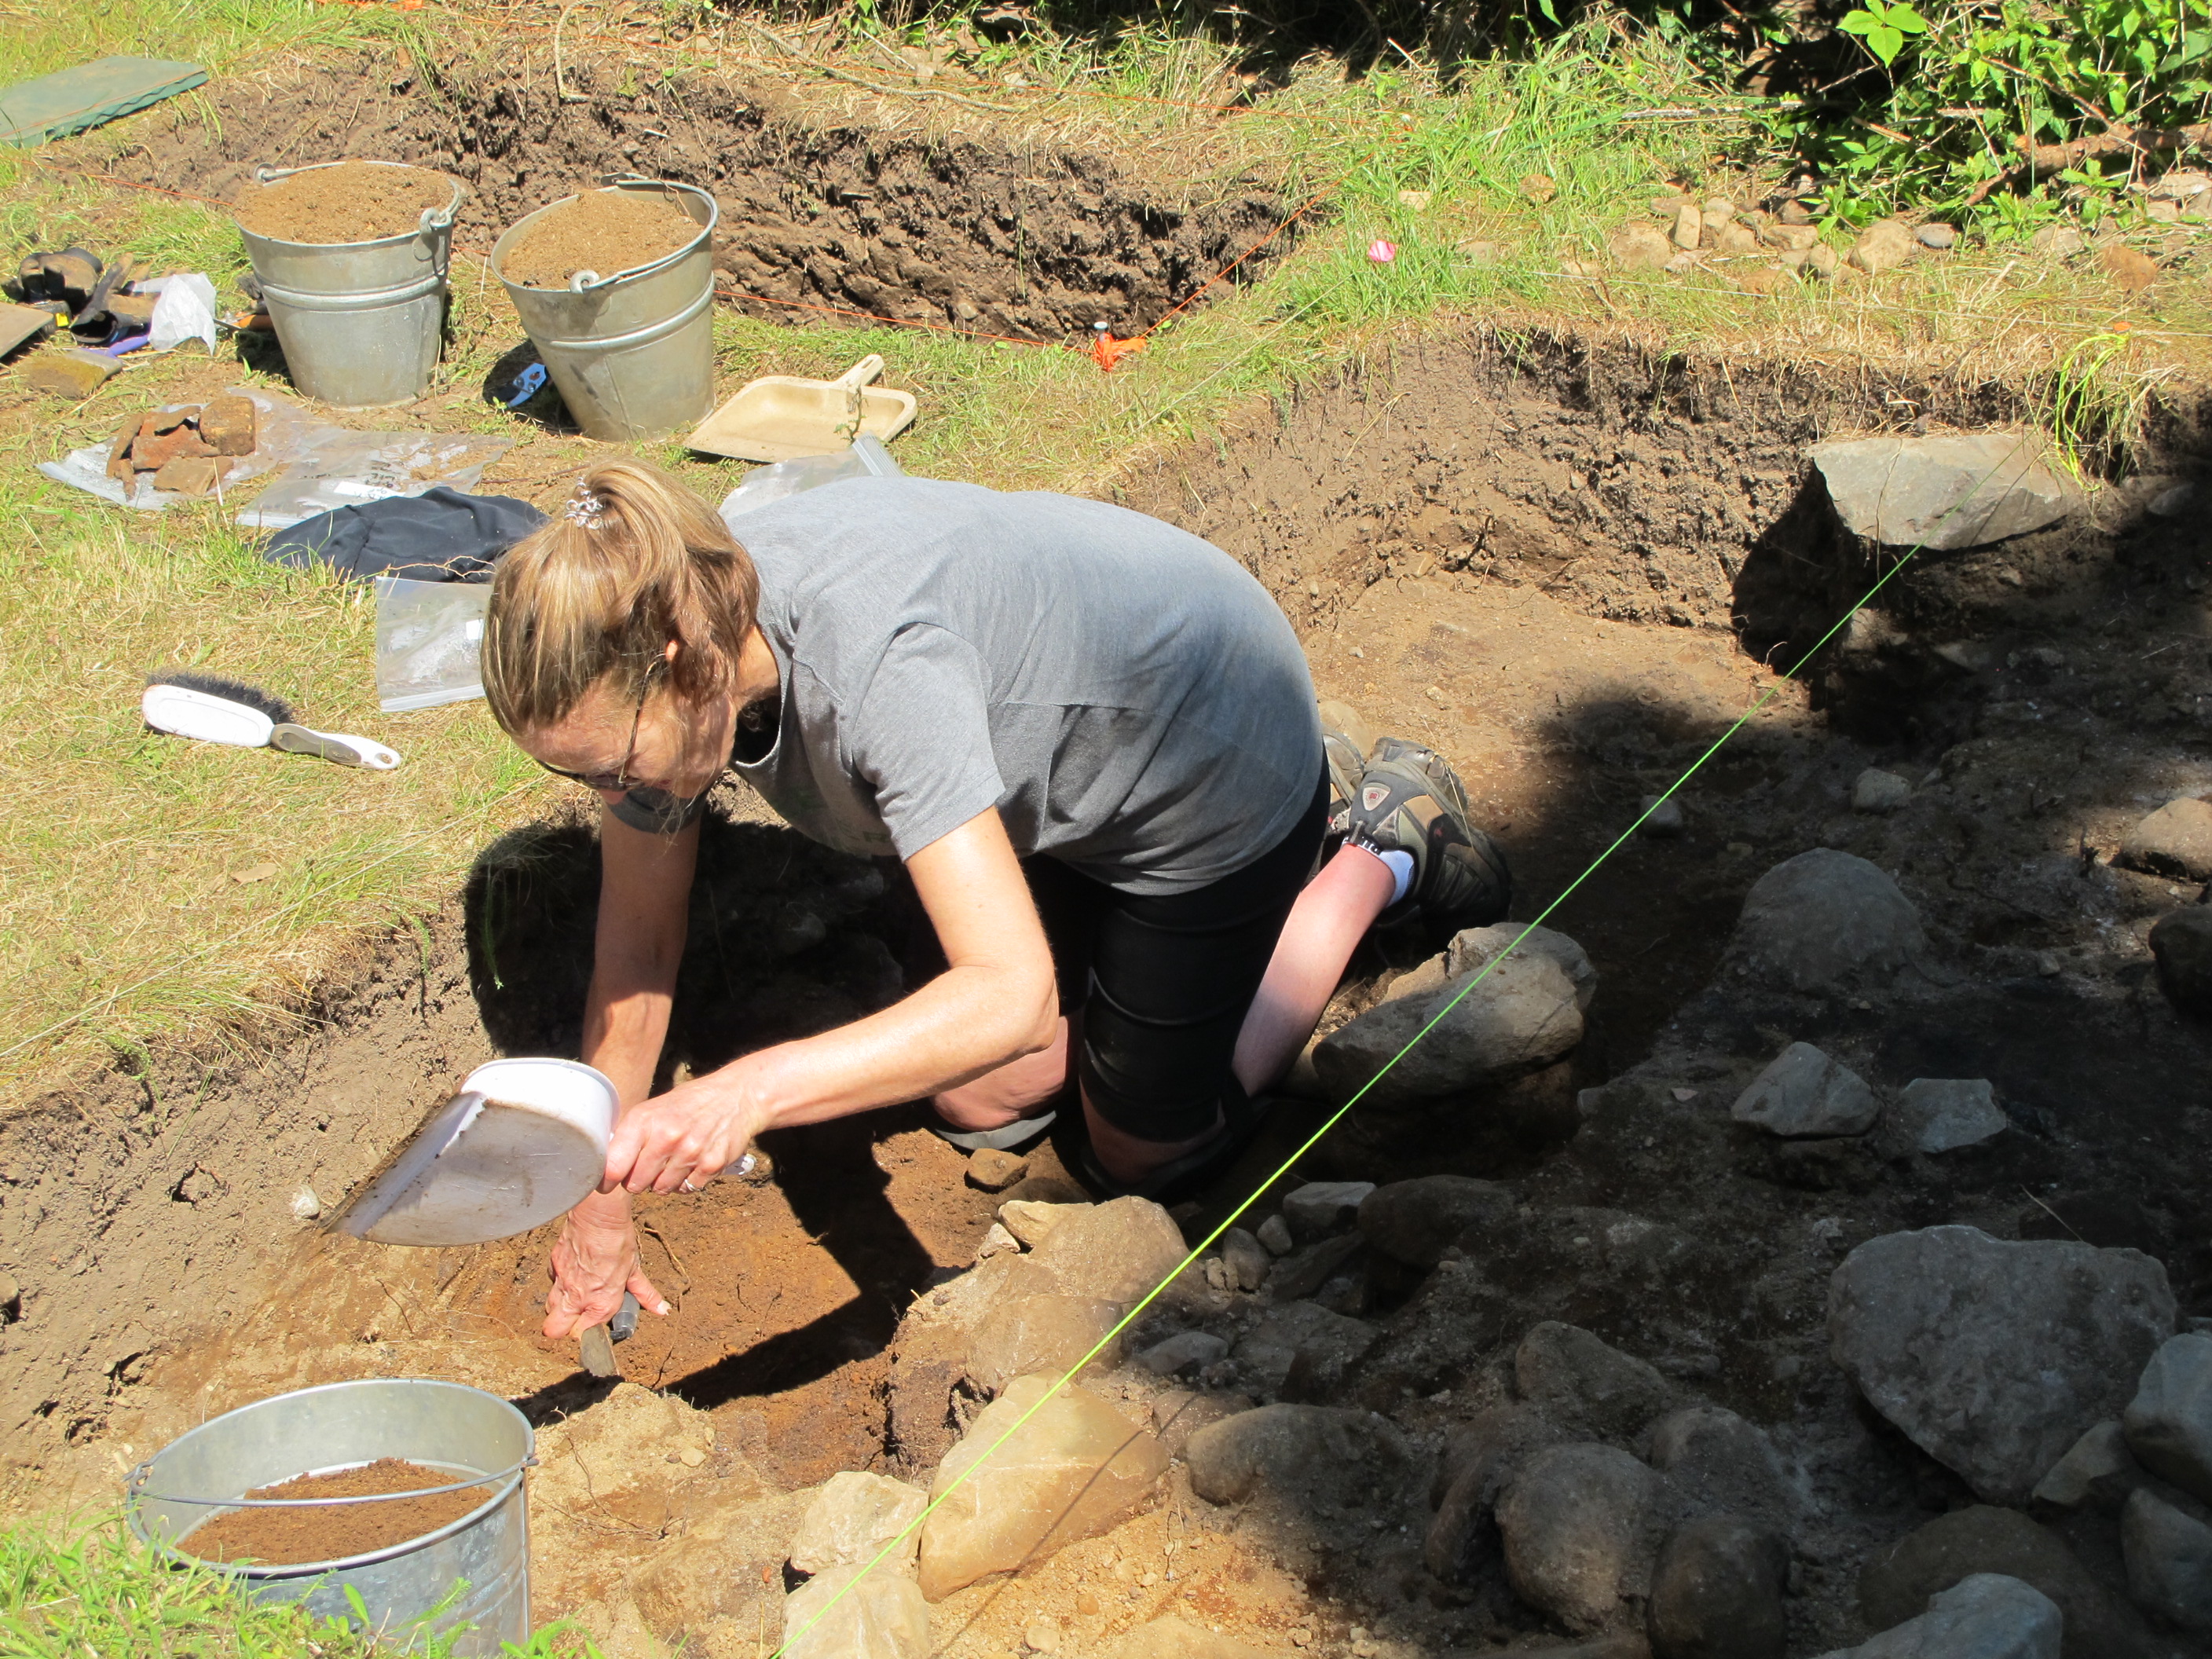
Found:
[602,1070,764,1194]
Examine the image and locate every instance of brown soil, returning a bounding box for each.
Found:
[498,189,700,289]
[234,160,454,245]
[90,59,1291,339]
[179,1458,485,1565]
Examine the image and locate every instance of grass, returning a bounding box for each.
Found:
[0,0,2203,1103]
[0,1511,604,1657]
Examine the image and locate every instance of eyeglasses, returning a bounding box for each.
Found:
[534,669,653,793]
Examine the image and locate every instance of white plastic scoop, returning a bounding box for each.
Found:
[334,1058,617,1247]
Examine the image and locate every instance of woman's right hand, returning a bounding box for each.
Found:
[543,1188,669,1341]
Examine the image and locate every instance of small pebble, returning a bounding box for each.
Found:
[1915,221,1957,249]
[677,1445,706,1468]
[1852,767,1911,814]
[1024,1617,1061,1654]
[1075,1590,1101,1617]
[1395,189,1432,211]
[289,1186,322,1221]
[1640,794,1685,837]
[1256,1214,1295,1255]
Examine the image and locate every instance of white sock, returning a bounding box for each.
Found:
[1379,848,1415,905]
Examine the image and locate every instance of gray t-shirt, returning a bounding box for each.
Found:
[611,477,1319,895]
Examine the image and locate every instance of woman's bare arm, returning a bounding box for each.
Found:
[601,806,1057,1195]
[541,807,698,1339]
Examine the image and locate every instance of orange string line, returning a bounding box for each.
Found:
[1139,179,1340,339]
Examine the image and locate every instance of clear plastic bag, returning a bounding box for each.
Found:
[375,577,489,712]
[242,430,514,533]
[717,434,903,526]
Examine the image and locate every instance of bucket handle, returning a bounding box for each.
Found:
[559,174,700,295]
[126,1454,538,1508]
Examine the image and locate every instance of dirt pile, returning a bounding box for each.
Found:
[98,58,1292,340]
[235,159,453,244]
[180,1458,485,1563]
[498,189,699,288]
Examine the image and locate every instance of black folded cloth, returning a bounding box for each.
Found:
[262,485,547,583]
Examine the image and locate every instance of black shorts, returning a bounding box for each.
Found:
[1026,771,1328,1143]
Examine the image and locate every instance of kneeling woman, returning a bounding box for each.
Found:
[481,461,1508,1339]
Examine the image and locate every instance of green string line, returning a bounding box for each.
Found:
[769,445,2022,1654]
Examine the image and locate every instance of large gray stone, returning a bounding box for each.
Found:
[2119,797,2212,883]
[1888,1079,2008,1155]
[1811,433,2079,550]
[1517,1321,1674,1441]
[1828,1226,2176,1503]
[1647,1407,1800,1528]
[1446,922,1600,1011]
[781,1562,931,1659]
[1426,1406,1565,1582]
[1229,1300,1377,1398]
[1024,1195,1195,1306]
[1185,1403,1414,1514]
[962,1294,1124,1394]
[1731,1042,1880,1138]
[1497,1442,1661,1632]
[1726,850,1925,994]
[2122,1487,2212,1633]
[2150,908,2212,1020]
[1858,1503,2159,1659]
[1646,1517,1789,1659]
[2031,1419,2148,1512]
[789,1471,928,1576]
[2125,1331,2212,1504]
[1359,1175,1517,1267]
[1281,1181,1375,1243]
[1812,1573,2060,1659]
[1313,950,1583,1111]
[917,1373,1166,1600]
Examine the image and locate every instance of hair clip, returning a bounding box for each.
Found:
[563,491,606,529]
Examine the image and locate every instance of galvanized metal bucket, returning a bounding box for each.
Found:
[126,1377,533,1656]
[492,176,719,441]
[239,160,463,408]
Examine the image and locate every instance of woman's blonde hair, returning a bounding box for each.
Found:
[482,459,760,735]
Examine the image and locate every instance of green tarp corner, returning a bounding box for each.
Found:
[0,57,207,148]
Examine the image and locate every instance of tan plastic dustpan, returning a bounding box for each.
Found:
[687,353,916,463]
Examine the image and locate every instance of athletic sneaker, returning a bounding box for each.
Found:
[1346,736,1512,928]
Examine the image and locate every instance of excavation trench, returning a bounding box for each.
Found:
[7,292,2212,1650]
[90,56,1295,343]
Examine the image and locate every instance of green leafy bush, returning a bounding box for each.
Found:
[1777,0,2212,219]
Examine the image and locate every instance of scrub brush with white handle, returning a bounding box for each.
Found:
[141,669,401,770]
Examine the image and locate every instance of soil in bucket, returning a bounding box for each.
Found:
[235,161,453,244]
[178,1458,486,1565]
[499,189,698,288]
